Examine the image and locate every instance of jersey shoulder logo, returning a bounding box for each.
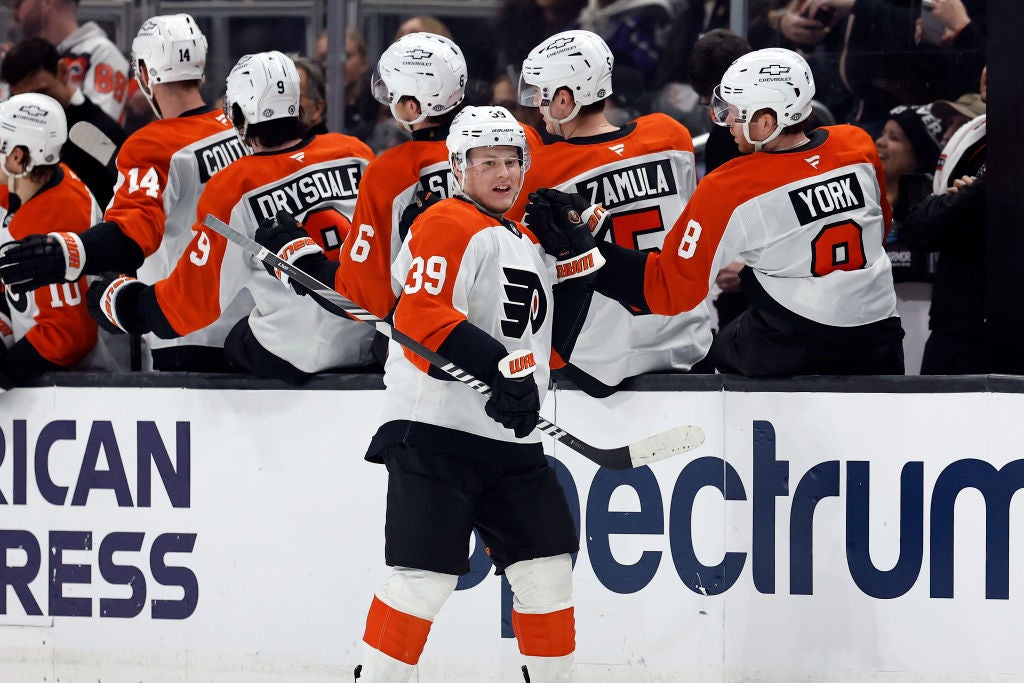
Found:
[500,267,547,339]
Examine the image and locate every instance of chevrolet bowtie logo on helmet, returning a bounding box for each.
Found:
[759,64,791,76]
[544,36,575,52]
[17,104,48,118]
[406,48,433,60]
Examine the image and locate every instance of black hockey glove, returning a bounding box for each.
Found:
[398,190,443,241]
[253,211,326,296]
[524,188,607,282]
[0,232,86,294]
[86,275,149,336]
[484,372,540,438]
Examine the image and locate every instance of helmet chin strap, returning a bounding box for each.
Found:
[743,119,784,152]
[541,102,582,138]
[137,73,164,120]
[392,101,429,133]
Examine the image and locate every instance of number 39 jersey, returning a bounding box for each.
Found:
[380,198,553,445]
[152,133,376,372]
[649,125,897,327]
[509,113,711,389]
[104,106,244,353]
[338,124,543,319]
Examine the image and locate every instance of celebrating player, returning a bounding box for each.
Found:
[531,48,905,376]
[513,29,712,396]
[83,51,376,384]
[255,105,586,682]
[0,14,248,372]
[0,93,102,387]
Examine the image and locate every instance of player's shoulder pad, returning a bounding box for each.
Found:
[319,131,375,162]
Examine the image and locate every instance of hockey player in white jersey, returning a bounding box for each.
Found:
[84,51,376,383]
[253,106,588,682]
[512,29,712,396]
[0,14,248,371]
[529,48,905,376]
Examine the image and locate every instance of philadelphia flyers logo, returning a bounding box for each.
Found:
[500,267,547,338]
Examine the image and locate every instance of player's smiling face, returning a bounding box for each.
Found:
[461,145,523,215]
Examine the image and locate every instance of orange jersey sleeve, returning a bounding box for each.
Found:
[338,140,450,317]
[104,110,234,256]
[8,168,98,366]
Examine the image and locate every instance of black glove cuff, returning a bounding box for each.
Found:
[593,241,651,314]
[80,222,146,274]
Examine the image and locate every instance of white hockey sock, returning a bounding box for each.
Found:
[357,643,417,683]
[523,654,574,682]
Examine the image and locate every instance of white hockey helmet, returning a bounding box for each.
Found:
[518,30,614,124]
[0,93,67,173]
[224,50,301,139]
[370,32,467,128]
[131,14,207,85]
[710,47,815,149]
[447,105,531,174]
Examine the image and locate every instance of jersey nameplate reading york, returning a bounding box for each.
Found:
[788,171,866,225]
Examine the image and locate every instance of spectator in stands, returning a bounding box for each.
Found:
[762,0,852,123]
[898,67,987,374]
[876,103,949,283]
[12,0,130,122]
[575,0,675,90]
[0,93,103,386]
[293,56,327,136]
[816,0,986,136]
[490,0,586,78]
[393,15,453,41]
[311,28,380,142]
[1,37,125,208]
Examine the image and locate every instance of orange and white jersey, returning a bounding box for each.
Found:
[509,113,711,387]
[1,165,102,367]
[105,106,244,352]
[153,134,376,372]
[382,198,552,443]
[58,22,130,122]
[647,125,898,327]
[338,123,544,319]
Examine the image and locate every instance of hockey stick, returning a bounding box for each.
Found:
[68,121,118,167]
[203,214,704,470]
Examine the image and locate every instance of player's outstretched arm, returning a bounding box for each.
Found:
[0,223,145,294]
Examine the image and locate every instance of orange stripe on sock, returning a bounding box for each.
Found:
[511,607,575,657]
[362,595,433,665]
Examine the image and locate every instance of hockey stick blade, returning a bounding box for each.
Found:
[68,121,117,166]
[202,214,705,469]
